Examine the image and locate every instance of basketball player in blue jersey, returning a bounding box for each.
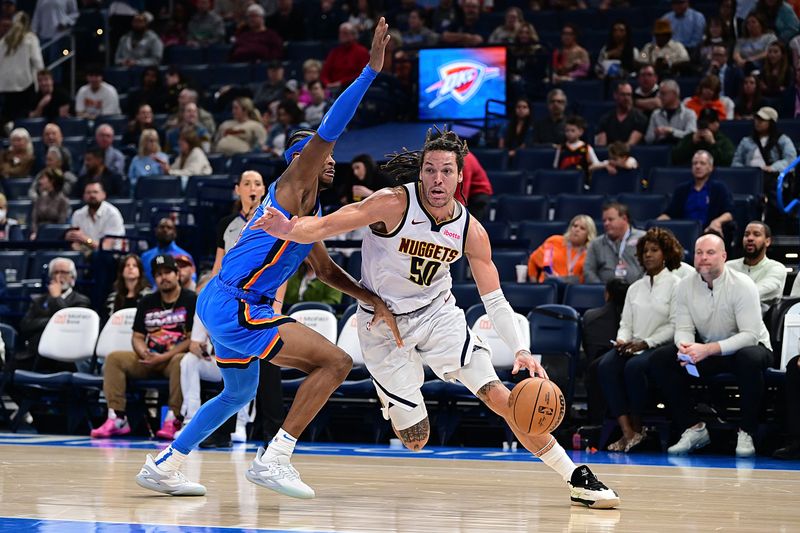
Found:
[253,129,621,509]
[136,19,401,499]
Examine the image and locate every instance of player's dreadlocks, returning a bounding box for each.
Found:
[381,126,470,185]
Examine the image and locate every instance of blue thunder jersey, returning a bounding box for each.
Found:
[217,180,319,299]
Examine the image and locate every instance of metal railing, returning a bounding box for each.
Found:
[777,155,800,215]
[40,31,76,96]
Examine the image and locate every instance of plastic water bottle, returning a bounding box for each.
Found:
[572,431,582,450]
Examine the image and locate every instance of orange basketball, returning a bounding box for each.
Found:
[508,377,566,436]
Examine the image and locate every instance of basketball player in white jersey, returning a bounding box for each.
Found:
[252,129,620,509]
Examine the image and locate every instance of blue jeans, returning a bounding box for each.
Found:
[597,347,657,419]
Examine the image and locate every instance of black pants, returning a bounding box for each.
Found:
[1,84,36,126]
[650,343,773,435]
[466,193,490,222]
[597,347,658,418]
[254,359,284,442]
[786,355,800,438]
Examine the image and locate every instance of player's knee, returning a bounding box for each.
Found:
[329,350,353,380]
[398,418,430,452]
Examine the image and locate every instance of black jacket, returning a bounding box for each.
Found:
[19,289,92,362]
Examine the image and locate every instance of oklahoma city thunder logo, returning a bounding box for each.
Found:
[424,60,500,109]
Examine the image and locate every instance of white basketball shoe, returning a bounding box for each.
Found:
[135,454,207,496]
[245,446,315,499]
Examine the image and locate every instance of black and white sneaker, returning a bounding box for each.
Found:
[567,465,620,509]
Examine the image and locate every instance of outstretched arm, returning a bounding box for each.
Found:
[252,187,407,243]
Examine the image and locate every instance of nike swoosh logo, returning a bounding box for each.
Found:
[411,219,426,225]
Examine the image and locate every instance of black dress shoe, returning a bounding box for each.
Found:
[773,440,800,460]
[199,434,232,449]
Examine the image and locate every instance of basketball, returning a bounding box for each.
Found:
[508,377,566,436]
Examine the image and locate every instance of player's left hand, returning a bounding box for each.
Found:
[369,300,403,348]
[513,349,549,380]
[251,206,297,239]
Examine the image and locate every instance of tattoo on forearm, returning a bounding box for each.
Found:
[476,380,502,403]
[398,418,430,450]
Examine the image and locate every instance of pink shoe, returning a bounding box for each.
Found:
[90,417,131,438]
[156,418,182,440]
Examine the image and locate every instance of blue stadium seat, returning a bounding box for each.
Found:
[13,118,46,137]
[646,219,701,261]
[495,195,548,223]
[517,220,568,249]
[560,80,604,104]
[113,198,137,223]
[134,176,182,199]
[6,200,30,225]
[590,168,641,195]
[206,153,229,174]
[95,115,128,135]
[500,282,556,314]
[487,171,527,195]
[579,101,616,124]
[30,250,83,280]
[719,120,752,146]
[492,250,530,282]
[712,167,763,197]
[2,178,33,200]
[35,224,71,241]
[185,174,232,199]
[676,77,701,100]
[527,304,581,404]
[179,65,210,87]
[285,41,330,62]
[102,67,132,90]
[471,148,508,171]
[56,118,89,138]
[630,145,671,178]
[562,283,606,314]
[451,282,481,310]
[553,194,605,221]
[777,119,800,141]
[450,257,468,282]
[0,251,28,282]
[209,63,253,86]
[163,45,206,64]
[512,148,556,173]
[617,193,668,226]
[648,167,692,195]
[481,221,511,240]
[345,251,361,280]
[530,170,584,196]
[206,43,233,63]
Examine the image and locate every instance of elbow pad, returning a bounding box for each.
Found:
[480,288,527,354]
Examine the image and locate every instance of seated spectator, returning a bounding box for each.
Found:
[488,7,524,44]
[266,0,305,41]
[554,115,601,181]
[650,233,773,457]
[81,124,126,177]
[263,100,308,157]
[0,127,34,178]
[40,123,73,174]
[230,4,282,63]
[338,154,392,206]
[283,262,343,308]
[214,0,248,27]
[733,13,777,71]
[212,170,266,274]
[248,60,287,111]
[298,59,326,106]
[758,41,792,97]
[684,75,731,121]
[527,215,596,283]
[175,254,196,291]
[533,89,567,145]
[637,19,690,77]
[672,108,735,166]
[76,147,125,199]
[303,81,329,128]
[187,0,225,47]
[645,80,697,145]
[754,0,800,42]
[31,0,78,41]
[0,12,42,125]
[18,257,91,372]
[732,107,797,190]
[66,180,125,252]
[595,20,638,80]
[402,9,439,48]
[167,88,216,136]
[633,65,661,118]
[123,103,161,147]
[707,44,743,100]
[115,12,163,67]
[734,75,766,119]
[551,24,590,83]
[584,202,645,285]
[498,98,534,158]
[165,102,211,155]
[105,253,150,317]
[700,18,735,72]
[160,2,190,47]
[213,97,267,156]
[126,67,167,116]
[320,22,369,89]
[596,82,648,147]
[658,150,734,236]
[508,22,542,98]
[0,193,21,241]
[90,254,195,439]
[456,151,493,221]
[141,217,194,285]
[726,221,786,313]
[440,0,485,46]
[160,128,212,177]
[773,355,800,459]
[128,129,169,184]
[306,0,346,41]
[29,69,70,120]
[662,0,706,51]
[596,141,640,175]
[598,227,683,452]
[29,168,69,240]
[75,65,121,119]
[432,0,458,34]
[164,66,189,116]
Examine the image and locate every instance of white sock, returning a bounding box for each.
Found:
[537,438,577,483]
[263,428,297,461]
[154,445,188,473]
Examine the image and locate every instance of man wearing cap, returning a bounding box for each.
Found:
[661,0,706,51]
[175,254,196,291]
[672,107,735,166]
[115,12,163,67]
[91,253,197,440]
[141,218,195,286]
[637,19,690,77]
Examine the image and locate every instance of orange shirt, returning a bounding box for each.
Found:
[527,235,587,282]
[685,96,727,122]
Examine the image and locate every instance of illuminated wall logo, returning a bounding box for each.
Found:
[424,60,501,109]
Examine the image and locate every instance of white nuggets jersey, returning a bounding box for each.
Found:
[360,182,470,314]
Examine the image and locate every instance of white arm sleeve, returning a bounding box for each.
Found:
[481,288,528,354]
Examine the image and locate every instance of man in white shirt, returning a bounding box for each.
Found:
[650,233,773,458]
[726,221,787,314]
[66,180,125,251]
[75,66,121,119]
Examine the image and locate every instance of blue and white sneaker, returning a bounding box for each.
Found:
[135,454,206,496]
[245,447,315,499]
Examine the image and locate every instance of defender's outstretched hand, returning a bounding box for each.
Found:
[368,17,391,73]
[251,206,297,239]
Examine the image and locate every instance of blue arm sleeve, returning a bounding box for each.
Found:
[317,66,378,142]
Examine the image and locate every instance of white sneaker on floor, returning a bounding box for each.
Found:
[668,424,711,455]
[567,465,620,509]
[736,430,756,457]
[245,447,315,499]
[231,425,247,443]
[135,454,206,496]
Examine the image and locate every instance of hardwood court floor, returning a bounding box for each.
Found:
[1,440,799,532]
